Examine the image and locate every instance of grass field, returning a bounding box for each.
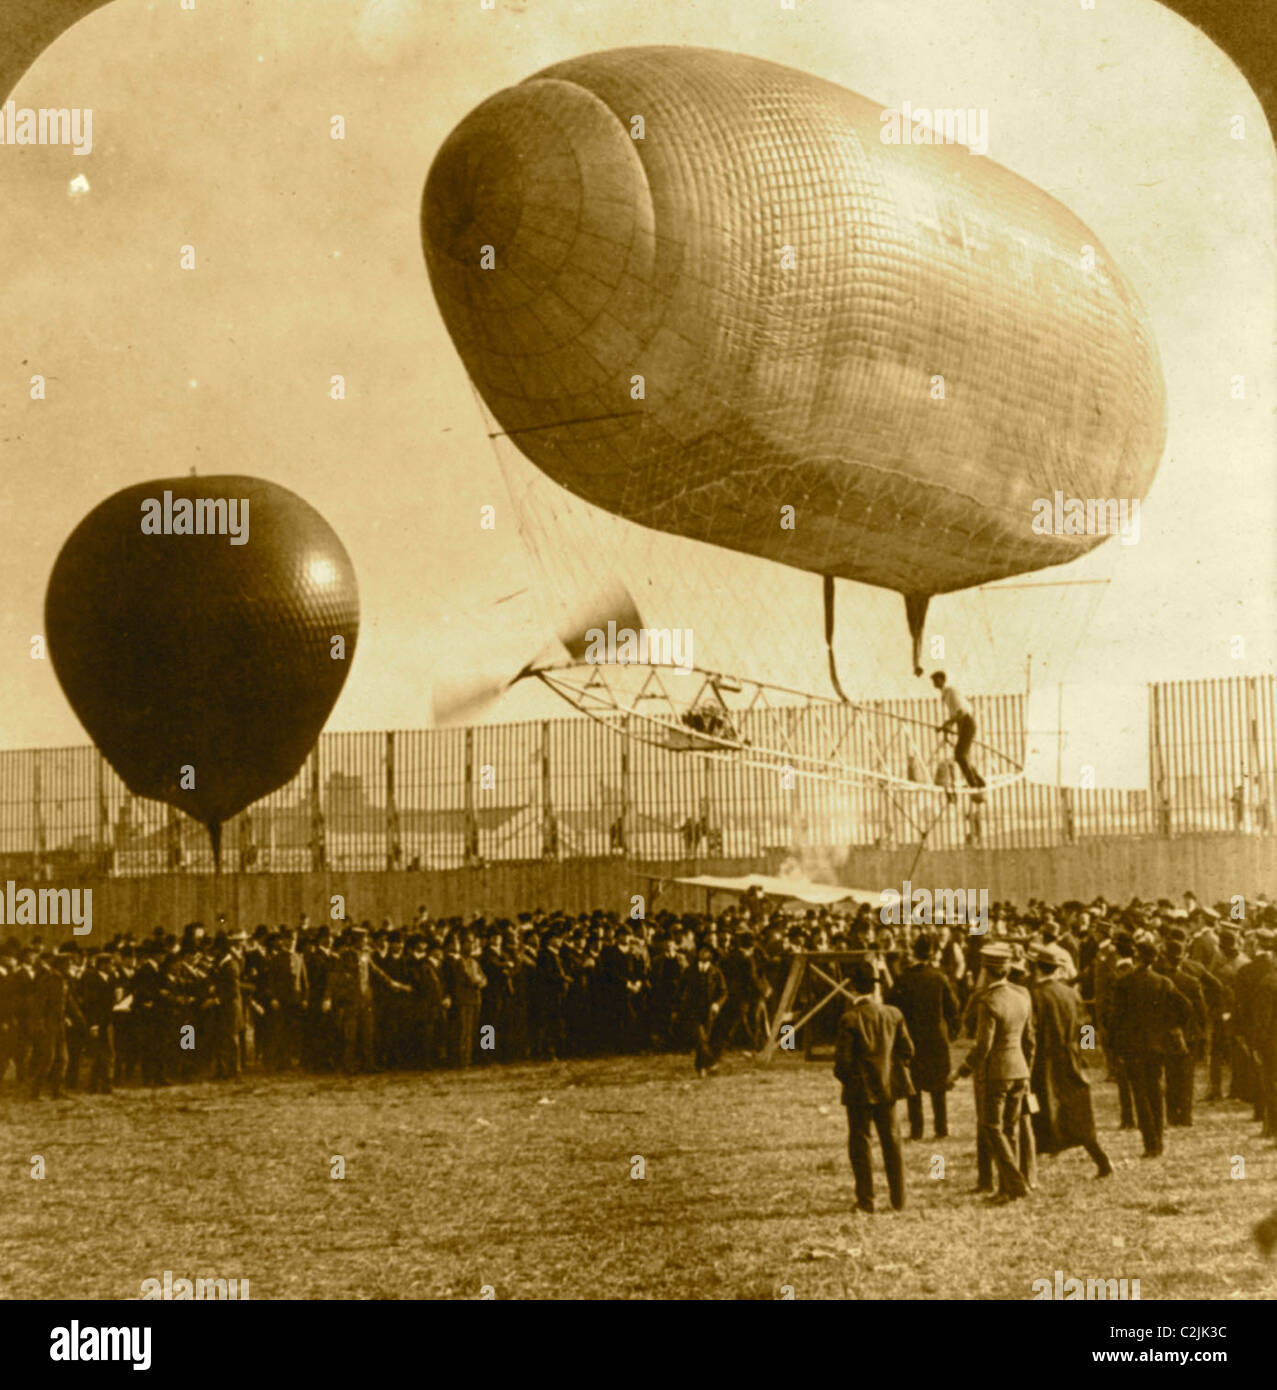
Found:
[3,1052,1276,1301]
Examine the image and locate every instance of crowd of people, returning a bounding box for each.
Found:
[831,891,1277,1213]
[0,889,1274,1191]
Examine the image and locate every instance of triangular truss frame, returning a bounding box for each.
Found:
[529,661,1022,799]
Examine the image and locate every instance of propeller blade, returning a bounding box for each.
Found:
[435,581,645,725]
[431,673,511,726]
[557,579,644,661]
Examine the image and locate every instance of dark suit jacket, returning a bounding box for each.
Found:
[481,948,516,998]
[211,955,244,1031]
[1110,965,1192,1055]
[834,997,915,1107]
[1254,971,1277,1064]
[266,949,308,1007]
[534,945,571,1003]
[1212,952,1246,1016]
[130,958,170,1015]
[1234,957,1276,1045]
[722,949,769,1002]
[405,957,446,1015]
[889,963,958,1091]
[1180,957,1222,1014]
[303,946,334,1008]
[78,969,118,1029]
[1168,966,1208,1046]
[678,964,727,1025]
[29,966,79,1035]
[648,954,686,1021]
[443,954,486,1009]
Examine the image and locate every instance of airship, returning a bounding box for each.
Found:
[1,2,114,106]
[422,45,1166,672]
[45,476,359,867]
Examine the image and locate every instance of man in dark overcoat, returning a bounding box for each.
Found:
[1026,945,1111,1177]
[834,959,916,1213]
[889,934,959,1140]
[1110,936,1193,1158]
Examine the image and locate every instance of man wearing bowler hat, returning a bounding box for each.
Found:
[833,959,916,1213]
[1110,935,1192,1157]
[713,928,771,1057]
[80,949,121,1095]
[210,930,247,1080]
[1237,928,1277,1133]
[679,940,728,1077]
[889,934,959,1141]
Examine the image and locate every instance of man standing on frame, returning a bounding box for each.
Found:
[930,670,986,799]
[959,941,1034,1203]
[833,959,916,1214]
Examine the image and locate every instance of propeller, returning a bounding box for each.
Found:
[433,579,644,726]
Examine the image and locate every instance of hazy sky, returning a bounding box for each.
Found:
[1,0,1272,751]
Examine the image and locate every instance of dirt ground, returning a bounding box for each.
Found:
[2,1052,1275,1300]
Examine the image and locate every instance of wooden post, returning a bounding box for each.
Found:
[540,720,557,859]
[385,730,400,869]
[618,714,630,854]
[309,748,325,871]
[759,951,881,1061]
[95,752,111,872]
[463,727,479,867]
[760,955,805,1060]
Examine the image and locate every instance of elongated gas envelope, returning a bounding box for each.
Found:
[0,2,115,105]
[45,475,359,865]
[422,45,1165,609]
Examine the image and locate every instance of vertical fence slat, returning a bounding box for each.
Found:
[1,676,1272,876]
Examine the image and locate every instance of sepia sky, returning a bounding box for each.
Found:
[0,0,1273,751]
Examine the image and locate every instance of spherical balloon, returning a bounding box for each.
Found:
[45,475,359,863]
[422,45,1165,602]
